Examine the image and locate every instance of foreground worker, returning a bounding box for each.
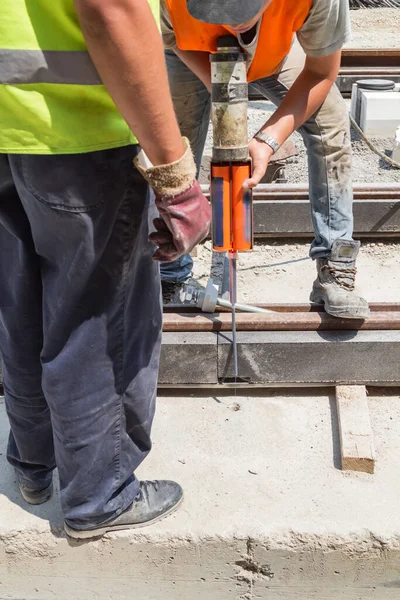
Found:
[0,0,210,539]
[161,0,370,319]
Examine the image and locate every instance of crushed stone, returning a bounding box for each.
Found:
[199,100,400,185]
[348,8,400,48]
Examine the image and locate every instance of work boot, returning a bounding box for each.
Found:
[64,480,183,540]
[19,481,54,505]
[310,239,370,320]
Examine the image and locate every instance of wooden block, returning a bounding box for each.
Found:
[335,385,376,474]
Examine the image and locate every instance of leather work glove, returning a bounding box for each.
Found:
[135,138,211,262]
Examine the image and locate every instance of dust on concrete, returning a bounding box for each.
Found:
[188,240,400,304]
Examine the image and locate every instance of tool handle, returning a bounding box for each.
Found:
[231,162,253,252]
[210,163,231,252]
[210,161,253,253]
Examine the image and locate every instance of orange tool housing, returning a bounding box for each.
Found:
[210,161,253,254]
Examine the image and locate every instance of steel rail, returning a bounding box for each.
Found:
[163,302,400,313]
[249,49,400,98]
[341,49,400,68]
[201,183,400,200]
[200,184,400,238]
[163,307,400,333]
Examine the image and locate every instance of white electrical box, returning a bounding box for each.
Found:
[350,80,400,138]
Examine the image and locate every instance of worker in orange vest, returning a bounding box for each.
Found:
[160,0,370,320]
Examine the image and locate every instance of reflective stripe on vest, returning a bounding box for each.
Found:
[0,49,101,85]
[165,0,312,82]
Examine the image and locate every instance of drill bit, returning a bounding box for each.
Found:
[228,250,238,378]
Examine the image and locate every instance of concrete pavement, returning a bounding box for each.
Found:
[0,390,400,599]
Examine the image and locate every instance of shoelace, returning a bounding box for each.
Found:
[321,265,357,291]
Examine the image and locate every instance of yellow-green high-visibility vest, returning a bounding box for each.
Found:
[0,1,159,154]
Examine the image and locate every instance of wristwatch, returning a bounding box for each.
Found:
[253,131,280,154]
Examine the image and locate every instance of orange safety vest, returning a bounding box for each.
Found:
[165,0,312,82]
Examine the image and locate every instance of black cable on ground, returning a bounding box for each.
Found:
[350,114,400,170]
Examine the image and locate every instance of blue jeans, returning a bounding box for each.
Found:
[0,147,162,528]
[162,41,354,261]
[159,253,193,284]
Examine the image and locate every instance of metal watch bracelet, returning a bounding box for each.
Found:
[253,132,280,154]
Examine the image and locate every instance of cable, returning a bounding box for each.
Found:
[350,114,400,170]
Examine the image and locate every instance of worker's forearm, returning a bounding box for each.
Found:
[259,69,337,145]
[173,48,211,92]
[74,0,184,165]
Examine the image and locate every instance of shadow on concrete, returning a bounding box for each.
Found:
[328,393,342,471]
[0,398,68,539]
[0,459,107,546]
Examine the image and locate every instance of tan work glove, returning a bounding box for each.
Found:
[135,138,211,262]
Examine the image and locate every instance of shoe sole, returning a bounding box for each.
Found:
[64,494,184,540]
[19,483,54,505]
[310,292,370,320]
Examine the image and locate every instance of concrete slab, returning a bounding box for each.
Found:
[218,330,400,385]
[192,240,400,305]
[159,332,218,385]
[0,391,400,598]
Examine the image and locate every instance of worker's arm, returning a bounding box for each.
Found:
[173,48,212,92]
[74,0,184,165]
[244,49,342,189]
[74,0,210,261]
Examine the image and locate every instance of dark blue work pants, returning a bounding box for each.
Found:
[0,146,161,528]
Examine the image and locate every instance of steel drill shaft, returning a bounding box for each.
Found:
[228,251,238,378]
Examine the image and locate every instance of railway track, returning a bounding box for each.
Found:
[160,181,400,387]
[249,48,400,99]
[162,179,400,387]
[159,304,400,387]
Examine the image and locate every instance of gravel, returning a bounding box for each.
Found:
[199,99,400,185]
[347,8,400,48]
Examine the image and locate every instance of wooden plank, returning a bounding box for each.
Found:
[335,385,376,474]
[162,311,400,333]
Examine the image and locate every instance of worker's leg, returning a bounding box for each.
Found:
[7,147,162,527]
[252,40,369,318]
[0,155,56,493]
[251,39,353,257]
[160,49,211,288]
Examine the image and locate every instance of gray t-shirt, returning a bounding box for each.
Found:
[160,0,351,62]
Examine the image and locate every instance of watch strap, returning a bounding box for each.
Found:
[254,132,280,154]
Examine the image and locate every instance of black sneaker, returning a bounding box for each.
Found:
[19,482,54,505]
[64,480,183,540]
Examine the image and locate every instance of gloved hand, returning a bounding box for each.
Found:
[135,138,211,262]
